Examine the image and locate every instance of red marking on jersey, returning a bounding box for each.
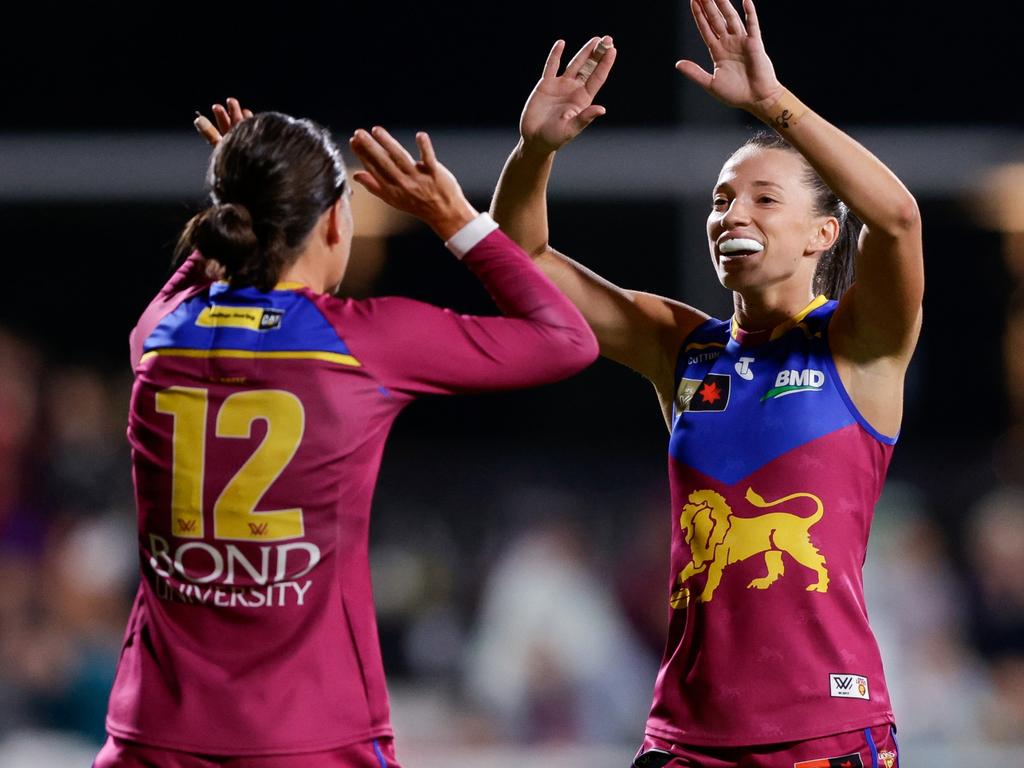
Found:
[699,381,722,404]
[248,522,269,536]
[177,519,197,533]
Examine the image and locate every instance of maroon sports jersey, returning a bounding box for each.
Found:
[105,226,597,755]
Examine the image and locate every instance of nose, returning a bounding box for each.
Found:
[721,198,751,230]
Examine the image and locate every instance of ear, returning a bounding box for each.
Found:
[806,215,840,256]
[325,197,350,247]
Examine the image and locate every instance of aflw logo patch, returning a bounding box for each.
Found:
[829,673,869,700]
[762,368,825,401]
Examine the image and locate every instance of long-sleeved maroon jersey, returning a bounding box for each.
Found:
[105,224,597,755]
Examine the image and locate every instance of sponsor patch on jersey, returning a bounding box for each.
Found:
[734,356,755,380]
[878,750,897,768]
[829,673,869,700]
[196,305,284,331]
[793,754,863,768]
[762,368,825,401]
[676,378,702,412]
[684,373,731,412]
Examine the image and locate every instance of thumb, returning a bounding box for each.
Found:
[675,59,714,90]
[573,104,607,131]
[351,171,384,197]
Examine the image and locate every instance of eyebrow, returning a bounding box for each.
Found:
[713,180,785,193]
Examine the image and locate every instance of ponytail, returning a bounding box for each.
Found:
[174,202,285,293]
[813,204,860,300]
[173,111,347,293]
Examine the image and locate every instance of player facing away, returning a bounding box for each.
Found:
[94,105,598,767]
[490,1,921,766]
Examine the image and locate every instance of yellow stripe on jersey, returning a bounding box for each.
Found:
[141,348,362,367]
[770,295,828,341]
[727,295,830,342]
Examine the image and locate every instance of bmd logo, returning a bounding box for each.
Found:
[761,368,825,401]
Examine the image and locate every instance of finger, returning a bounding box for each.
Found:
[675,59,715,91]
[351,170,384,198]
[542,39,565,79]
[583,36,617,96]
[690,0,720,51]
[350,129,401,183]
[226,97,245,125]
[212,104,231,136]
[742,0,761,38]
[242,108,254,119]
[699,0,729,38]
[193,113,222,146]
[564,37,601,79]
[415,132,438,171]
[369,126,417,172]
[713,0,745,35]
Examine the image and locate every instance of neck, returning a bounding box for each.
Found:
[279,245,331,294]
[732,284,817,332]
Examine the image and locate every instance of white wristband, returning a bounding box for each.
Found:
[444,212,500,259]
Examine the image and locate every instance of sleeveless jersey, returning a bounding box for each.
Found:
[105,228,597,755]
[646,295,896,746]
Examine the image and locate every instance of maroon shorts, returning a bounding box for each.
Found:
[633,723,899,768]
[93,735,400,768]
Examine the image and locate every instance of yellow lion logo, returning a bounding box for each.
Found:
[669,487,829,608]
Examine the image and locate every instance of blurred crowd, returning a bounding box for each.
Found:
[0,317,1023,764]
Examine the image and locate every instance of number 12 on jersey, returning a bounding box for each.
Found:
[154,387,306,542]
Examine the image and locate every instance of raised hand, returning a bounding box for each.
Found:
[520,35,617,154]
[349,127,477,240]
[193,97,254,146]
[675,0,784,117]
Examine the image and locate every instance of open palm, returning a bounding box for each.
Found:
[520,36,617,153]
[676,0,783,114]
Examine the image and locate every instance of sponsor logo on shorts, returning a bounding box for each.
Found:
[829,673,870,700]
[879,749,897,768]
[793,754,863,768]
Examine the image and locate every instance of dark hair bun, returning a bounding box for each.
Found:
[192,203,260,273]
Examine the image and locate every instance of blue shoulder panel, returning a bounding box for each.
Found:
[143,283,354,357]
[669,301,862,484]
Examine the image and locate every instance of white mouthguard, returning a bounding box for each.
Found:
[719,238,764,254]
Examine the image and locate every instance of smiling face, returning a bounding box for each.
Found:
[707,145,837,297]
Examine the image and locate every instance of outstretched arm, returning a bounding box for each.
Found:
[491,37,708,394]
[677,0,922,434]
[344,126,598,394]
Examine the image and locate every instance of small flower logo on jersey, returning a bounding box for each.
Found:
[878,750,897,768]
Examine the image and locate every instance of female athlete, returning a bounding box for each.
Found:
[491,1,921,766]
[94,104,597,767]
